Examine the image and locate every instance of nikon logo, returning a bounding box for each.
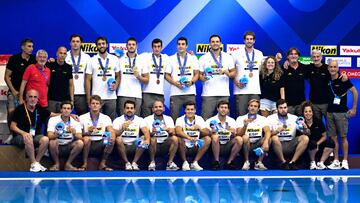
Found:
[311,45,337,56]
[196,44,223,54]
[81,43,98,54]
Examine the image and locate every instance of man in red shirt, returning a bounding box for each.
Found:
[19,49,51,107]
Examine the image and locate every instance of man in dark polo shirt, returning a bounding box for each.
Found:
[326,60,357,170]
[10,89,52,172]
[47,46,74,113]
[282,47,308,116]
[4,38,36,125]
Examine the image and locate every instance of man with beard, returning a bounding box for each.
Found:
[19,50,51,108]
[199,34,236,120]
[65,34,91,115]
[267,99,309,170]
[47,46,74,113]
[85,36,120,120]
[117,37,149,116]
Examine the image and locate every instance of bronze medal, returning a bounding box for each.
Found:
[102,75,107,81]
[249,72,253,78]
[156,79,160,84]
[74,74,79,80]
[283,124,287,129]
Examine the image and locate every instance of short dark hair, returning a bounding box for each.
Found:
[301,100,314,115]
[60,100,73,109]
[276,99,287,108]
[21,38,33,46]
[95,36,108,45]
[127,37,137,44]
[209,34,221,43]
[90,95,102,103]
[217,100,229,108]
[152,38,162,47]
[287,47,301,56]
[177,37,188,45]
[124,100,136,108]
[70,34,83,43]
[243,31,256,40]
[183,101,196,109]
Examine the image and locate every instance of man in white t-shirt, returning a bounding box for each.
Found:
[141,38,170,117]
[117,37,149,116]
[113,100,150,170]
[65,34,91,115]
[267,99,309,170]
[236,99,271,170]
[47,101,84,171]
[175,101,211,171]
[165,37,199,121]
[232,31,263,116]
[143,100,179,170]
[85,36,120,120]
[79,95,116,171]
[205,101,241,170]
[199,34,236,120]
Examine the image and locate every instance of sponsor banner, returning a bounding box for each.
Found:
[358,57,360,67]
[325,57,352,67]
[310,45,337,56]
[298,56,312,65]
[0,86,8,101]
[340,46,360,56]
[196,44,223,54]
[0,55,11,65]
[81,43,98,54]
[340,68,360,79]
[226,44,245,54]
[109,43,127,54]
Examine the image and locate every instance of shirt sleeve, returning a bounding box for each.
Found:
[22,65,33,81]
[5,56,15,71]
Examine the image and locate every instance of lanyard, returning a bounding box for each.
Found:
[177,53,188,76]
[70,51,81,73]
[210,51,222,69]
[245,48,255,72]
[36,65,49,85]
[24,104,37,128]
[127,53,136,69]
[184,116,195,127]
[153,114,166,126]
[124,114,135,121]
[329,79,347,98]
[152,54,162,80]
[90,112,99,127]
[98,57,109,77]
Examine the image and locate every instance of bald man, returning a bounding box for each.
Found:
[47,46,74,113]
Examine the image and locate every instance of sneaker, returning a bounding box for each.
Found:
[327,160,341,170]
[131,162,140,171]
[289,162,298,170]
[241,161,250,170]
[310,161,317,170]
[341,160,349,170]
[317,161,326,170]
[212,161,220,170]
[125,162,132,171]
[182,161,190,171]
[166,162,179,171]
[190,161,203,171]
[148,161,156,171]
[38,163,47,172]
[280,162,290,170]
[254,161,267,170]
[30,162,42,172]
[225,162,237,170]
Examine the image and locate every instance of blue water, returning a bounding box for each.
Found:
[0,177,356,202]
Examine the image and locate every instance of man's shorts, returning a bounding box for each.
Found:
[281,137,300,156]
[326,112,348,138]
[11,134,43,148]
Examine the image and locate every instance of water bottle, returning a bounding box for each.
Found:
[103,131,111,145]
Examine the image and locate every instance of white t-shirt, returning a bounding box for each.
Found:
[47,115,82,145]
[86,53,120,100]
[141,53,170,95]
[199,51,235,96]
[166,53,199,96]
[232,48,263,95]
[79,112,112,141]
[143,114,174,143]
[112,115,146,145]
[117,54,148,98]
[65,51,91,95]
[267,113,298,141]
[236,114,268,143]
[205,115,237,144]
[175,115,206,148]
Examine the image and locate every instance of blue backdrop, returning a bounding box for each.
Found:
[1,0,359,153]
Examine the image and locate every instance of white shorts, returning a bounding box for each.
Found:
[260,98,277,112]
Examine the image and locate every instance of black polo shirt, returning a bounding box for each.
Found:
[327,76,353,113]
[47,61,73,101]
[260,72,284,101]
[307,63,331,104]
[307,119,326,142]
[282,63,308,106]
[12,104,51,136]
[6,53,36,91]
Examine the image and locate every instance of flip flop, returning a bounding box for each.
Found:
[49,165,60,171]
[99,166,113,171]
[78,165,87,171]
[65,165,81,171]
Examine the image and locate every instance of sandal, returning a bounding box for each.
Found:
[49,165,60,171]
[99,166,113,171]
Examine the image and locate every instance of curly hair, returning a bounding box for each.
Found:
[260,56,283,81]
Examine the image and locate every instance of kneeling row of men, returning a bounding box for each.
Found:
[11,89,335,172]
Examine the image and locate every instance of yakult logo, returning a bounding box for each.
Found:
[340,46,360,56]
